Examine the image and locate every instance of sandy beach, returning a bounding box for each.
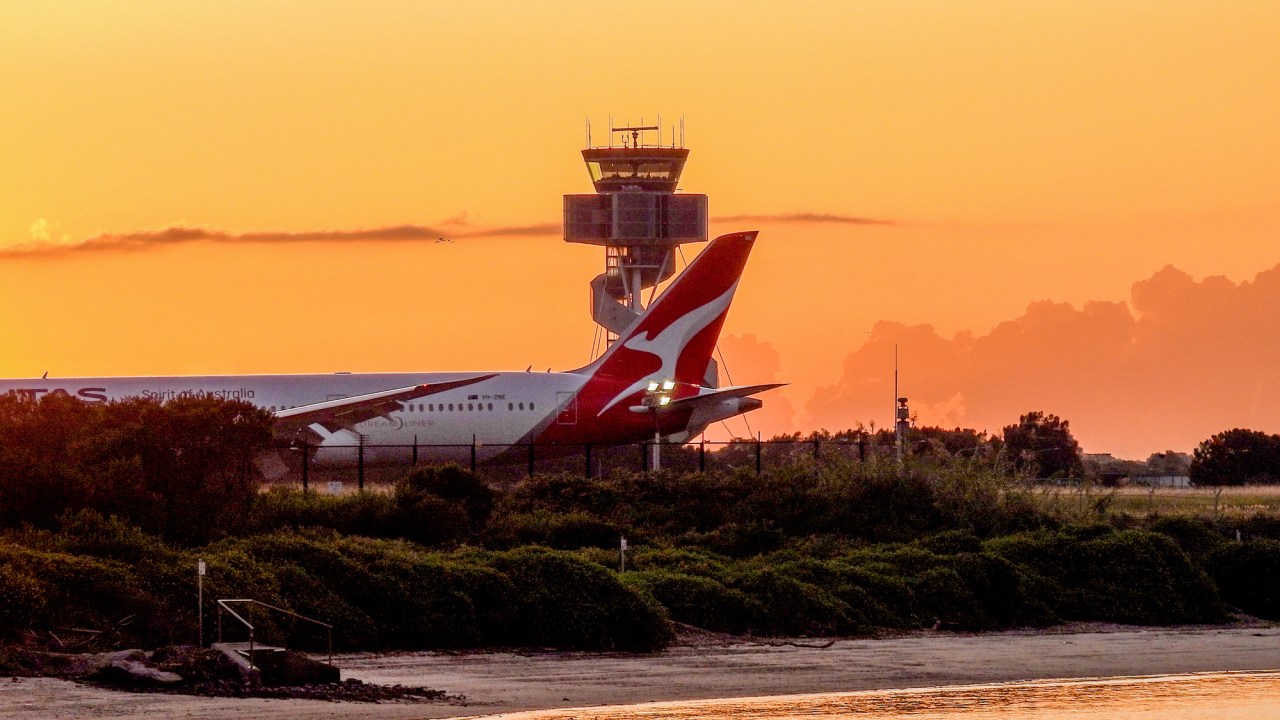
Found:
[2,624,1278,720]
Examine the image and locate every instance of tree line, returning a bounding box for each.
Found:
[3,394,1280,655]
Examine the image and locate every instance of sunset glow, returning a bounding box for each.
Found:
[3,1,1278,458]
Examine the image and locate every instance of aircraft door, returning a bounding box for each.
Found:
[556,392,577,425]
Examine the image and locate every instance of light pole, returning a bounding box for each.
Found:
[631,379,675,471]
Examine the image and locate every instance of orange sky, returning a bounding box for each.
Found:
[2,2,1278,458]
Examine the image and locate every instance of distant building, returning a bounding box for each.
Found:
[1129,474,1192,488]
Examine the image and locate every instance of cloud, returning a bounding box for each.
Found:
[713,212,894,226]
[0,219,566,259]
[27,218,71,246]
[804,262,1280,457]
[716,333,797,434]
[4,210,897,260]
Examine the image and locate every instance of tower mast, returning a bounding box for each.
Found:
[563,118,714,384]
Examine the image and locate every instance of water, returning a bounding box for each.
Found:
[498,671,1280,720]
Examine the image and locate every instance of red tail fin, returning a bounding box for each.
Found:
[585,231,757,395]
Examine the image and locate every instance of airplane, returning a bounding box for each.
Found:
[0,230,780,469]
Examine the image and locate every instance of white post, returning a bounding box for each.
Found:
[197,558,206,647]
[653,428,661,471]
[620,536,628,573]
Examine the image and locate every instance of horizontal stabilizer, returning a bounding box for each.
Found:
[665,383,785,410]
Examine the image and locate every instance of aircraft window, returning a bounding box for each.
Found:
[448,403,454,411]
[429,403,434,412]
[468,403,474,411]
[519,402,525,411]
[487,403,493,411]
[530,402,535,411]
[508,402,514,411]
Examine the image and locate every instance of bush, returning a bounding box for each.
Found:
[1207,540,1280,619]
[0,542,165,643]
[483,546,671,651]
[1148,516,1226,563]
[399,465,495,526]
[0,562,46,634]
[731,567,857,636]
[625,570,760,633]
[486,511,622,550]
[986,529,1225,625]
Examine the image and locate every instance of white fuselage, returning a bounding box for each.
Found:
[0,371,588,464]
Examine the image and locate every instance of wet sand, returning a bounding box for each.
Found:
[3,624,1278,720]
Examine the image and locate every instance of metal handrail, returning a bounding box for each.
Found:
[216,598,334,665]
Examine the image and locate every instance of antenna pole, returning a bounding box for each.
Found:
[894,346,911,464]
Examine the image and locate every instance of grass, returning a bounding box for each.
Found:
[1029,484,1280,519]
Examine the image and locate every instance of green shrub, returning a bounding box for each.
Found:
[0,563,46,634]
[1207,539,1280,619]
[937,552,1056,629]
[1148,516,1226,563]
[986,529,1225,624]
[627,546,736,581]
[626,570,759,633]
[913,530,983,555]
[398,465,495,526]
[319,538,504,648]
[0,543,164,643]
[487,511,622,550]
[483,546,671,651]
[910,566,979,627]
[731,567,856,636]
[827,562,916,628]
[680,522,786,557]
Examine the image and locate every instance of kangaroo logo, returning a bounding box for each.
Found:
[596,279,739,416]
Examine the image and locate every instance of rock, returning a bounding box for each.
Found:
[95,659,184,687]
[64,649,146,677]
[252,649,341,686]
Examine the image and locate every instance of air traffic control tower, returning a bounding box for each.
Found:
[563,122,712,381]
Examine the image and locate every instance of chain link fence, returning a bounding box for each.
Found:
[266,437,895,492]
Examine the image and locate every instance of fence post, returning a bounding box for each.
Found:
[642,440,649,472]
[412,435,418,466]
[814,438,821,461]
[301,440,309,494]
[527,442,535,478]
[755,433,762,475]
[470,435,477,474]
[585,443,593,478]
[858,433,867,462]
[357,440,365,492]
[699,438,706,473]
